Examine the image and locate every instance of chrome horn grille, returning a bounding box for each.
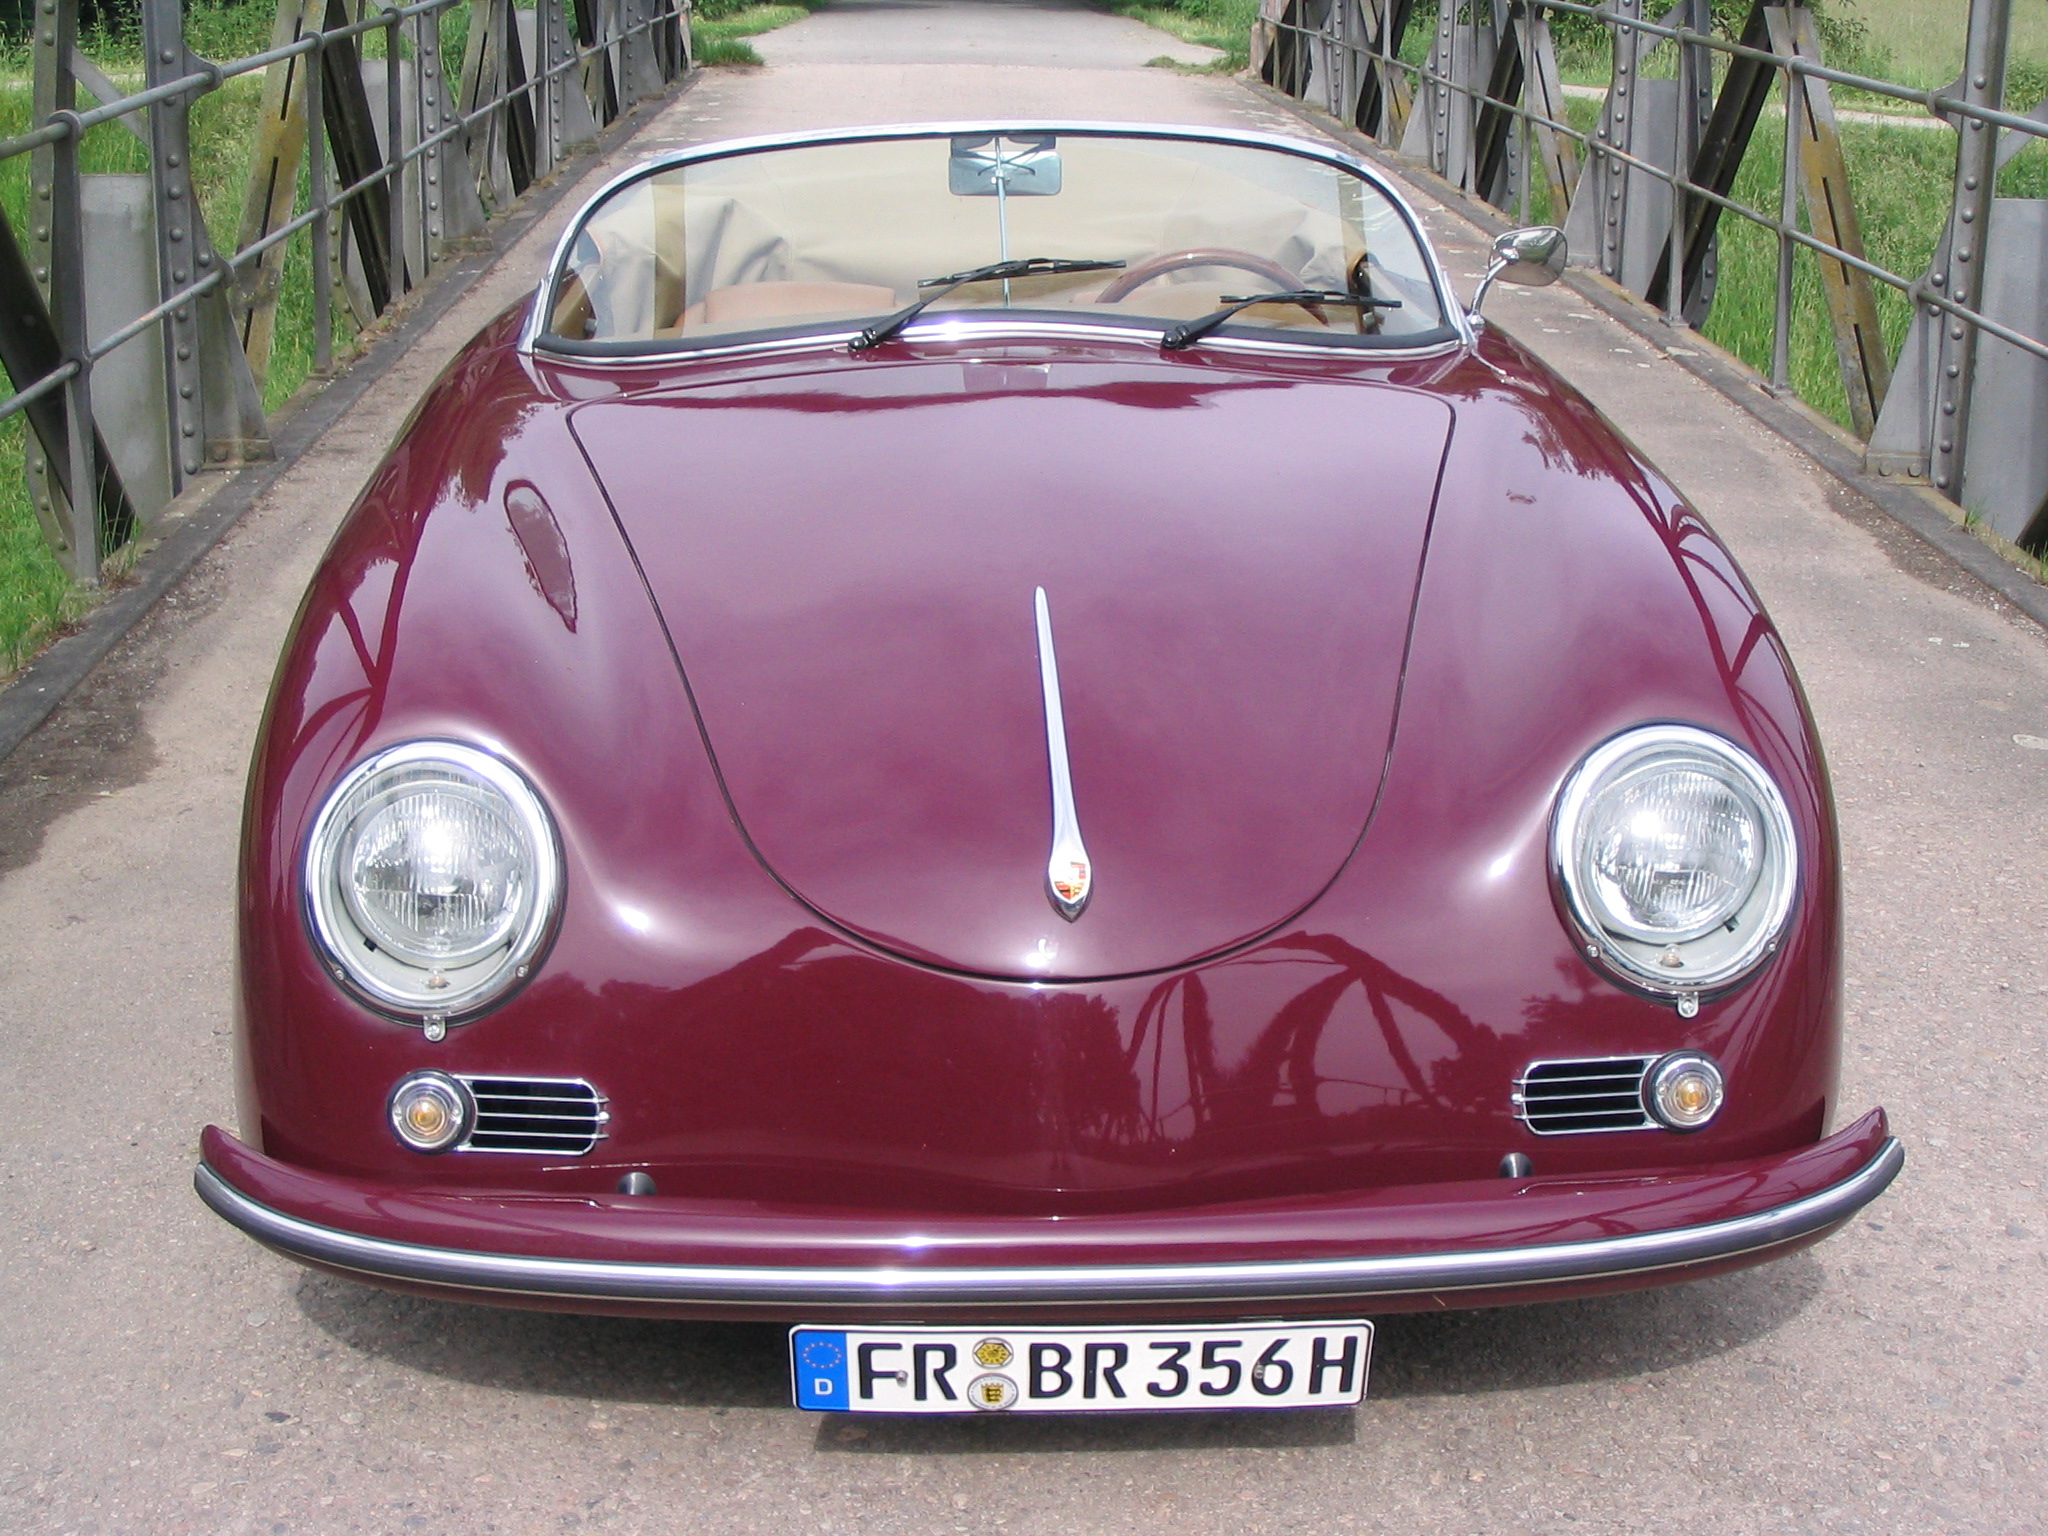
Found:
[1514,1057,1657,1135]
[455,1076,608,1155]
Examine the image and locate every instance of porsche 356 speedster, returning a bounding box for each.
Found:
[198,123,1900,1415]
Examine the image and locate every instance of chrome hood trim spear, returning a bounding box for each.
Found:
[1035,587,1092,921]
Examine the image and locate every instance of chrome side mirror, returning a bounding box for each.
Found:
[1468,226,1567,315]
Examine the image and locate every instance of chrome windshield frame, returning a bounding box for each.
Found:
[519,120,1476,361]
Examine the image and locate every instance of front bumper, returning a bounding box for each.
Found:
[197,1112,1900,1320]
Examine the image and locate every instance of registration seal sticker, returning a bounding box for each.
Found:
[967,1373,1019,1411]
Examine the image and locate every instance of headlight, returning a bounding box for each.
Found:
[304,741,561,1028]
[1552,725,1797,1004]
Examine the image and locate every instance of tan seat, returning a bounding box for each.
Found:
[667,280,898,333]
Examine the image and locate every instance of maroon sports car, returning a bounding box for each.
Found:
[199,123,1899,1415]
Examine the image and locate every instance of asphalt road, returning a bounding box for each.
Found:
[2,2,2045,1531]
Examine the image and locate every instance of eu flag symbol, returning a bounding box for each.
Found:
[792,1331,850,1410]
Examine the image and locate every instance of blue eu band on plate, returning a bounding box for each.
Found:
[789,1323,1373,1413]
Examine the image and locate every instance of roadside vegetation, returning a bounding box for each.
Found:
[1,0,2044,675]
[0,0,828,679]
[691,0,826,66]
[1123,0,2048,539]
[1111,0,1254,70]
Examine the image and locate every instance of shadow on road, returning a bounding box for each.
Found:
[293,1249,1822,1446]
[1369,1254,1826,1398]
[813,1406,1358,1452]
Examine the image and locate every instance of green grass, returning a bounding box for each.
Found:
[0,0,531,678]
[1121,3,2044,446]
[691,0,825,65]
[0,0,823,676]
[1111,0,1254,71]
[1698,100,2048,433]
[0,51,362,676]
[1526,67,2048,442]
[0,417,94,673]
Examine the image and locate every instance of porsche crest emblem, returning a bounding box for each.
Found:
[1050,858,1089,906]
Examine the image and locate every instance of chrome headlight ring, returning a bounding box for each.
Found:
[1552,724,1798,1007]
[303,740,562,1030]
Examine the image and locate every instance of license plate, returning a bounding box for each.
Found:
[790,1322,1372,1413]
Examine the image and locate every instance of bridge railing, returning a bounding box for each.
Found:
[0,0,690,584]
[1255,0,2048,549]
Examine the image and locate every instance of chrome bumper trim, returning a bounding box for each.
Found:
[195,1137,1902,1309]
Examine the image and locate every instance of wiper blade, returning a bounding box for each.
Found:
[1160,289,1402,351]
[850,257,1127,352]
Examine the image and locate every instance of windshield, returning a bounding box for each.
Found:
[538,130,1455,353]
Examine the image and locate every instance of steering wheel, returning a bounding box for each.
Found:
[1096,248,1306,304]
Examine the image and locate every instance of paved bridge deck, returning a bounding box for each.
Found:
[2,3,2043,1529]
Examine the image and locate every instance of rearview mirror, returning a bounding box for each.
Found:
[1469,225,1567,314]
[949,134,1062,196]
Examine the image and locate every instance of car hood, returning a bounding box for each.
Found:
[571,354,1452,980]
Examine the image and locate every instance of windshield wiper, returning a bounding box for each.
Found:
[1160,289,1402,351]
[850,257,1127,352]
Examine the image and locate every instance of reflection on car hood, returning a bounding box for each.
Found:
[571,353,1453,980]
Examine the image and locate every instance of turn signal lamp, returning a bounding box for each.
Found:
[389,1071,473,1152]
[1645,1052,1724,1132]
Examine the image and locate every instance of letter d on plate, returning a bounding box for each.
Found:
[791,1330,850,1409]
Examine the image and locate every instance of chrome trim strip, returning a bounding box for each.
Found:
[520,120,1474,358]
[1034,587,1091,921]
[195,1137,1902,1310]
[537,316,1465,368]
